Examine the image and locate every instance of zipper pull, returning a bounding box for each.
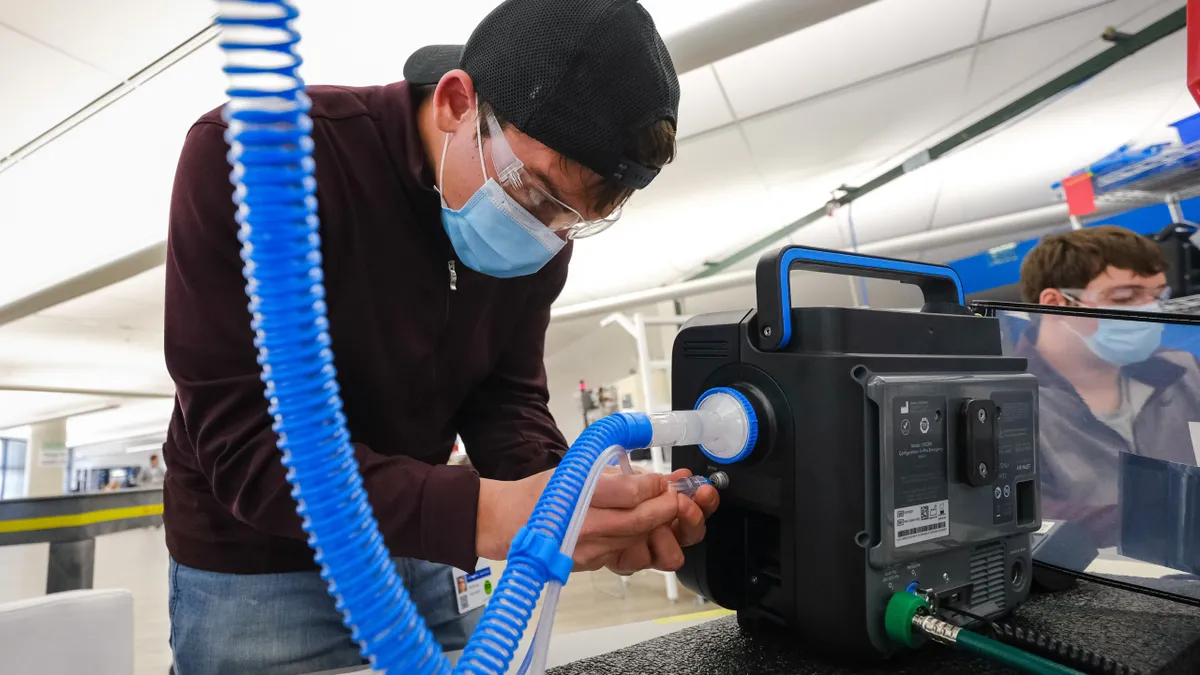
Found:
[448,260,457,291]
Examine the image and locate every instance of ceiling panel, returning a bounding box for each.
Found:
[0,23,117,158]
[0,0,213,77]
[558,126,792,305]
[981,0,1111,40]
[934,36,1189,230]
[292,0,765,87]
[964,0,1167,114]
[740,52,974,190]
[0,42,224,306]
[675,67,736,140]
[823,162,949,244]
[640,0,767,39]
[714,0,986,120]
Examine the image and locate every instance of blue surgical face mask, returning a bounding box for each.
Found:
[1069,303,1164,366]
[436,114,565,279]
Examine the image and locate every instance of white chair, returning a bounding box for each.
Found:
[0,589,134,675]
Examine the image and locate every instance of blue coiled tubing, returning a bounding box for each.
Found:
[216,2,652,673]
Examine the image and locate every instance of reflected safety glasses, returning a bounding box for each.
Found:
[477,109,621,240]
[1059,285,1172,307]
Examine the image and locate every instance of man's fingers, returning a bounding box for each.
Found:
[693,484,720,519]
[581,488,678,539]
[672,493,707,548]
[648,525,685,572]
[666,468,692,482]
[574,550,620,573]
[591,472,666,509]
[612,541,652,576]
[676,493,704,529]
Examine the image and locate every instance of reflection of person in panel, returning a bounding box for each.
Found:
[1017,226,1200,547]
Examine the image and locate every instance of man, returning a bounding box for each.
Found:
[140,454,165,487]
[1016,225,1200,547]
[163,2,718,674]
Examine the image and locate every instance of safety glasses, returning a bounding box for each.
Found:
[1059,285,1172,307]
[478,109,621,240]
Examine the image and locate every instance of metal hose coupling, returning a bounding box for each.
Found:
[912,615,962,645]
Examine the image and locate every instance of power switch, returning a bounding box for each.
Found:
[960,399,997,488]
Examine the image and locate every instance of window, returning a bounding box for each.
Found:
[0,439,28,500]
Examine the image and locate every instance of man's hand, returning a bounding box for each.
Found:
[476,467,719,576]
[599,468,719,575]
[476,469,679,570]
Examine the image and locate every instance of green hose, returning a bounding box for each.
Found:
[885,592,1085,675]
[956,628,1085,675]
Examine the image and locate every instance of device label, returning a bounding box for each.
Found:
[894,499,950,547]
[991,391,1036,525]
[892,396,949,547]
[452,560,494,614]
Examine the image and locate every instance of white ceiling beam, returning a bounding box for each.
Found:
[0,241,166,329]
[665,0,881,74]
[0,402,120,432]
[0,384,172,399]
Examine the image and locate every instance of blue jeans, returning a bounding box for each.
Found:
[169,557,483,675]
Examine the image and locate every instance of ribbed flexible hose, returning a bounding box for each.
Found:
[993,624,1141,675]
[217,9,653,674]
[216,2,452,673]
[956,630,1086,675]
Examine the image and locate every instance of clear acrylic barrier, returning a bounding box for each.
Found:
[977,302,1200,603]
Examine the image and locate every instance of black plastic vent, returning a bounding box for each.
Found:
[682,340,731,359]
[969,542,1007,611]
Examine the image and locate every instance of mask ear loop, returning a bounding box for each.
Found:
[436,133,451,196]
[475,101,489,182]
[436,97,489,197]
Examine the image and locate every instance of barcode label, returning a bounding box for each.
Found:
[894,499,949,547]
[458,594,469,611]
[897,523,942,537]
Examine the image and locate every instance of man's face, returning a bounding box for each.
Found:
[1039,266,1168,348]
[150,456,159,467]
[433,73,617,239]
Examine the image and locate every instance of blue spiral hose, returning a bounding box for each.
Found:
[215,3,652,674]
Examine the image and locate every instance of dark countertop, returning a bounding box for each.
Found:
[549,581,1200,675]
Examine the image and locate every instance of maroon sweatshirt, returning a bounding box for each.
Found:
[162,82,570,575]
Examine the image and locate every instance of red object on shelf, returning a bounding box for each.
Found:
[1191,0,1200,107]
[1061,173,1097,217]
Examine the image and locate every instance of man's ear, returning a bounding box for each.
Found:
[431,70,477,134]
[1039,288,1067,306]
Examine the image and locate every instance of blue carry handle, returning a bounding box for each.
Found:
[754,246,966,351]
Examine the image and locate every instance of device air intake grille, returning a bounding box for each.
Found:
[969,542,1007,610]
[682,340,731,359]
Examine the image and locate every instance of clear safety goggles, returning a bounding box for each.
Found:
[1059,286,1171,308]
[477,109,621,240]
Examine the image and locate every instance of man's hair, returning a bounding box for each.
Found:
[1019,225,1166,302]
[477,99,676,215]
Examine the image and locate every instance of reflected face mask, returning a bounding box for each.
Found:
[1071,303,1164,366]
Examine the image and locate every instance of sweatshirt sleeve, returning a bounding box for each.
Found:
[164,120,480,570]
[454,246,571,480]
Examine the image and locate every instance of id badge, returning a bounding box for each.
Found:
[452,559,494,614]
